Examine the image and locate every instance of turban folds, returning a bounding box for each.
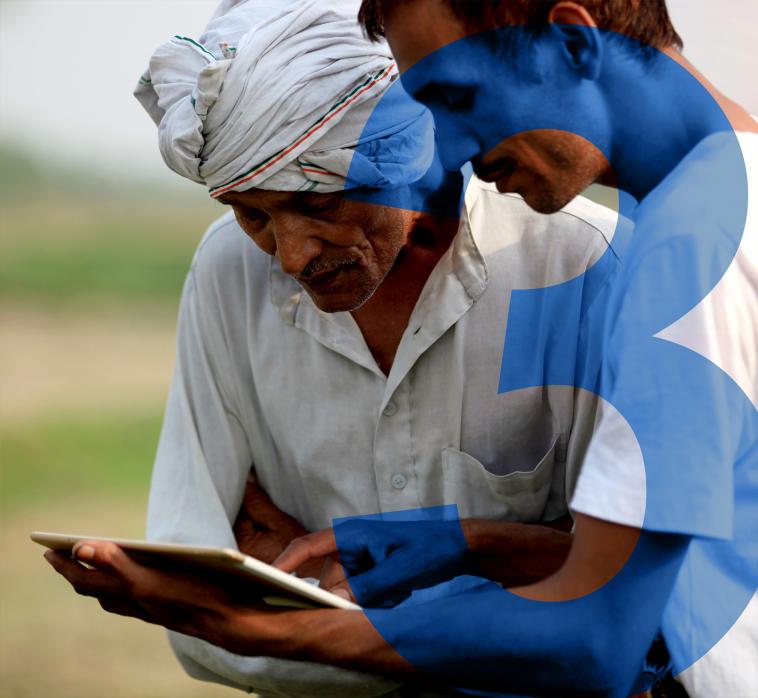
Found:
[135,0,434,198]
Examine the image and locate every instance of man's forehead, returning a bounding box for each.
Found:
[218,189,283,206]
[383,0,468,72]
[218,189,337,207]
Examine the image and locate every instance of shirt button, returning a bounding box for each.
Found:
[383,400,397,417]
[390,473,408,490]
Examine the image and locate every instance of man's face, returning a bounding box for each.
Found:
[219,189,413,312]
[384,0,609,214]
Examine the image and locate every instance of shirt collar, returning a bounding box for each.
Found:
[268,206,489,379]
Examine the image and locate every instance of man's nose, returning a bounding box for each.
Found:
[272,214,323,276]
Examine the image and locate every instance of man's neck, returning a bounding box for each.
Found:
[607,48,757,202]
[351,214,460,375]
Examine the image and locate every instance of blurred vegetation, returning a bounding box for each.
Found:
[0,207,196,302]
[0,410,163,510]
[0,143,220,503]
[0,143,222,306]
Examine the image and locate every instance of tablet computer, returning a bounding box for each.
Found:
[31,531,359,611]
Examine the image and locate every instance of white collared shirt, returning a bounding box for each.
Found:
[148,178,619,697]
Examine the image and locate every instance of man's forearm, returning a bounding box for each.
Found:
[235,529,688,695]
[461,519,572,587]
[216,585,627,695]
[209,607,417,678]
[282,610,416,676]
[205,517,574,679]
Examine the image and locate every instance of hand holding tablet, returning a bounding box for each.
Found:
[31,531,359,611]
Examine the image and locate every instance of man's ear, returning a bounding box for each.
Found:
[547,1,602,80]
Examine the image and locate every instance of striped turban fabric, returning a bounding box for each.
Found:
[135,0,434,198]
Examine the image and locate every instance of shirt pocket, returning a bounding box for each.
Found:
[441,435,559,521]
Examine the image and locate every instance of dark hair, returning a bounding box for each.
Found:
[358,0,683,51]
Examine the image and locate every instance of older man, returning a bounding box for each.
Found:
[46,1,622,696]
[138,3,619,695]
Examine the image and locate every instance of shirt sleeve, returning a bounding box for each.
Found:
[570,179,751,539]
[147,267,251,547]
[569,396,647,529]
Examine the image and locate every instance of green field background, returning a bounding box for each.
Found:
[0,147,234,697]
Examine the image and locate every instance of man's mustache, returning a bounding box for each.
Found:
[298,257,358,280]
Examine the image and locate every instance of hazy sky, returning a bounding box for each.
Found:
[1,0,756,188]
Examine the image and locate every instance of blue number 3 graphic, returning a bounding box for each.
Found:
[346,27,757,685]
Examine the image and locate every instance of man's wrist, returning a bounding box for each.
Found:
[199,604,299,657]
[210,607,360,661]
[241,607,417,677]
[460,519,516,555]
[459,519,573,587]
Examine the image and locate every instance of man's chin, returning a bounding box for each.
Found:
[524,198,568,215]
[489,179,566,215]
[307,289,371,314]
[520,189,579,216]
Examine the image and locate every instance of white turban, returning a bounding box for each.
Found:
[135,0,434,198]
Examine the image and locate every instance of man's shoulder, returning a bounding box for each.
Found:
[463,178,622,291]
[465,177,619,254]
[190,211,269,287]
[637,131,754,238]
